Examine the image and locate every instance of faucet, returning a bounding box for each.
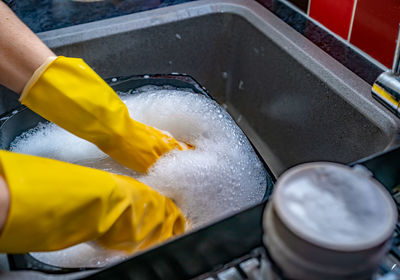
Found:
[372,25,400,117]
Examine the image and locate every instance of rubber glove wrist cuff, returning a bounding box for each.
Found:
[20,56,57,102]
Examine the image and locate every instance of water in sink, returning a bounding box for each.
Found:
[10,87,267,267]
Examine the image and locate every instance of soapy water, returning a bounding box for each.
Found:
[11,87,267,267]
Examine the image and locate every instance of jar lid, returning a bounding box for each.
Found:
[274,162,397,251]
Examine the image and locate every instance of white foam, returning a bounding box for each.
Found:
[30,243,126,268]
[10,122,107,164]
[11,88,267,267]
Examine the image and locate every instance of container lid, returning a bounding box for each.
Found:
[274,162,397,251]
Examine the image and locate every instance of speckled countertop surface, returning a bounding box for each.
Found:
[13,0,195,33]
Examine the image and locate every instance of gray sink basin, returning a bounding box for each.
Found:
[2,0,399,177]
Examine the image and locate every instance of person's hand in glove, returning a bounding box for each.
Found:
[0,151,186,253]
[21,56,190,173]
[0,2,190,253]
[0,2,189,174]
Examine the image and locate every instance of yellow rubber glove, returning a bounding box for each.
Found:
[19,56,185,173]
[0,151,186,253]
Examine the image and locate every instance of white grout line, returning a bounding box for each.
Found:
[307,0,312,15]
[347,0,358,42]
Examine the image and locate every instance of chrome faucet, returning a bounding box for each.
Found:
[372,25,400,117]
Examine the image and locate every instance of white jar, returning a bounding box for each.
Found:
[263,162,397,280]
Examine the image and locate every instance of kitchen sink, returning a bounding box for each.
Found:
[0,0,399,278]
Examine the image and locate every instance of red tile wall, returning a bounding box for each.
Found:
[350,0,400,68]
[309,0,355,39]
[286,0,400,68]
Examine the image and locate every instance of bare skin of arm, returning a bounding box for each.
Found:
[0,177,9,234]
[0,1,54,94]
[0,2,55,232]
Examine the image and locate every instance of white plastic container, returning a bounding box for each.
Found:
[263,162,397,280]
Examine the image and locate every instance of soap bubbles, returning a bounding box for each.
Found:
[11,87,267,267]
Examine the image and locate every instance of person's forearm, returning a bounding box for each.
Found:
[0,176,9,233]
[0,2,54,94]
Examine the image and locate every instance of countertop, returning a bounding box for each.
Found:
[13,0,195,33]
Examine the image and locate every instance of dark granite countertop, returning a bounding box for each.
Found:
[13,0,195,33]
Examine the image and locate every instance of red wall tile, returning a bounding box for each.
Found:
[350,0,400,68]
[309,0,355,39]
